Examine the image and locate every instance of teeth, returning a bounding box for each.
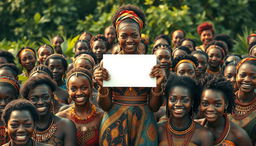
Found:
[76,97,85,102]
[37,107,46,112]
[16,135,26,141]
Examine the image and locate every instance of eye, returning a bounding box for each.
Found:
[81,86,88,91]
[71,87,77,92]
[239,73,246,78]
[42,95,51,100]
[215,103,222,107]
[169,96,177,103]
[24,123,32,128]
[201,101,208,107]
[182,97,190,103]
[10,123,18,128]
[30,96,38,102]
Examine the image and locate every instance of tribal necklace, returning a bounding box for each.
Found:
[69,104,97,124]
[32,116,57,142]
[166,119,196,146]
[213,114,230,145]
[233,92,256,120]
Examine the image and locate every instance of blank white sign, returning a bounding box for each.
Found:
[103,54,156,87]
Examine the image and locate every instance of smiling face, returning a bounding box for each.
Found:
[155,49,172,70]
[176,63,196,78]
[172,31,184,47]
[0,84,18,116]
[28,84,53,117]
[68,75,92,106]
[200,30,213,45]
[38,46,53,64]
[20,51,36,72]
[200,89,226,122]
[236,63,256,93]
[207,48,223,69]
[117,22,141,54]
[168,86,192,119]
[48,58,65,82]
[7,110,34,145]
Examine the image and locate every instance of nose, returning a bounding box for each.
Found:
[175,99,183,107]
[161,58,167,63]
[127,36,133,43]
[17,125,26,133]
[198,63,203,69]
[37,97,44,105]
[207,104,215,112]
[244,76,251,82]
[230,76,235,82]
[52,68,58,73]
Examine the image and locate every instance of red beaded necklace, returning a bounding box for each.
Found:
[166,119,196,146]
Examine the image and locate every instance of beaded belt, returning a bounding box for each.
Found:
[112,96,147,105]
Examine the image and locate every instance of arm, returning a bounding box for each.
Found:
[94,62,112,111]
[233,124,252,146]
[200,130,214,146]
[148,65,165,112]
[63,119,77,146]
[97,87,113,111]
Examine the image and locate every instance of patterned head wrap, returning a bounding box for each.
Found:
[115,10,144,30]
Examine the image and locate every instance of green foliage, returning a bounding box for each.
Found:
[1,0,256,55]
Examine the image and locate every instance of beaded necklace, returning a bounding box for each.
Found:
[32,116,57,142]
[233,92,256,120]
[69,104,97,124]
[166,119,196,146]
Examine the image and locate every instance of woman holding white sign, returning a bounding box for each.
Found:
[94,4,165,146]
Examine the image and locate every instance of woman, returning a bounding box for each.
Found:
[196,22,214,51]
[20,74,76,145]
[153,34,171,48]
[45,54,68,90]
[199,74,252,146]
[17,47,37,83]
[37,44,54,64]
[94,5,165,145]
[90,34,108,64]
[181,38,196,52]
[30,65,69,106]
[205,40,227,74]
[73,53,95,73]
[0,50,15,64]
[153,44,172,75]
[1,99,51,146]
[229,57,256,144]
[74,40,91,56]
[57,67,103,145]
[172,55,198,79]
[191,51,208,79]
[0,76,20,145]
[158,75,213,146]
[172,46,191,59]
[222,61,238,91]
[171,29,185,49]
[51,35,64,54]
[104,26,117,53]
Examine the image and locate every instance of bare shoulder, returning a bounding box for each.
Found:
[56,106,71,118]
[230,121,252,144]
[194,122,213,139]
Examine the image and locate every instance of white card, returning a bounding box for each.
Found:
[103,54,156,87]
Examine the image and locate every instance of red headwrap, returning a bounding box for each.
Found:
[115,10,144,30]
[247,34,256,43]
[197,22,214,35]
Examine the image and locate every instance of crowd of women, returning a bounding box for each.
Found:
[0,4,256,146]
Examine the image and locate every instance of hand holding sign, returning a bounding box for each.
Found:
[94,61,110,88]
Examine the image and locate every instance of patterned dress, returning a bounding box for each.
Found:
[99,87,158,146]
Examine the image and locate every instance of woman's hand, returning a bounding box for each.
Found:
[150,64,166,87]
[94,62,110,88]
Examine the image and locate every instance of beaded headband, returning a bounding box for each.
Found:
[236,57,256,71]
[115,10,143,30]
[174,59,196,72]
[66,72,92,87]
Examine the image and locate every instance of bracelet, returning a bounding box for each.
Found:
[151,86,163,96]
[98,87,110,98]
